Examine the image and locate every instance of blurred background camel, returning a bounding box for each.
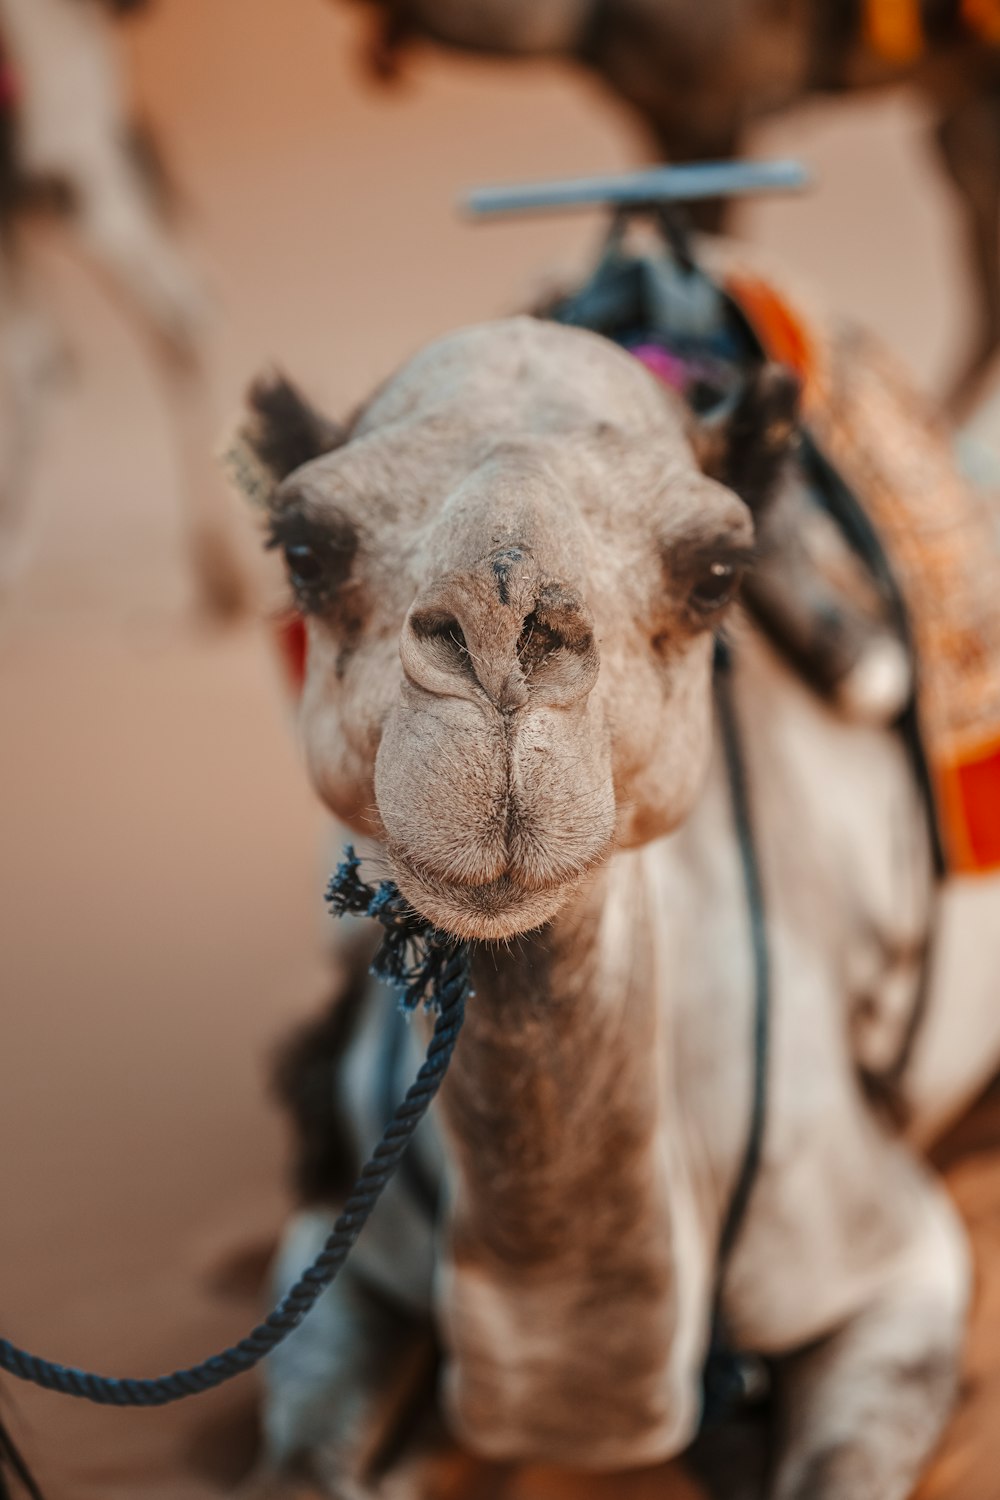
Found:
[0,0,248,614]
[351,0,1000,418]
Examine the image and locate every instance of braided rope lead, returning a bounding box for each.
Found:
[0,849,470,1407]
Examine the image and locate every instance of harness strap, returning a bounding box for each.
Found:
[711,642,770,1269]
[701,640,772,1424]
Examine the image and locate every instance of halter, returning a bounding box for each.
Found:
[701,642,771,1420]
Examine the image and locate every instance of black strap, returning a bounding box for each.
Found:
[796,434,944,875]
[712,641,770,1266]
[701,640,772,1424]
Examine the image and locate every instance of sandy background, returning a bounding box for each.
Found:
[2,1,1000,1494]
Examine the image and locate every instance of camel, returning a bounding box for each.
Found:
[348,0,1000,418]
[0,0,248,614]
[220,282,1000,1500]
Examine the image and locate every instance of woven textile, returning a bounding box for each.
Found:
[723,251,1000,872]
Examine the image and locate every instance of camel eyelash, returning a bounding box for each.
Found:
[265,509,358,613]
[688,542,758,575]
[264,508,326,552]
[661,539,757,595]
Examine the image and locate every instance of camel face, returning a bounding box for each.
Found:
[268,319,753,939]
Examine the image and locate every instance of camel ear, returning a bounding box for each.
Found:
[691,363,800,512]
[222,372,345,512]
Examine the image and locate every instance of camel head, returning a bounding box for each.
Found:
[235,318,795,940]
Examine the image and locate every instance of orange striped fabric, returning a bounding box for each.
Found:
[727,265,1000,875]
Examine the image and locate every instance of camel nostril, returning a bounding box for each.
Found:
[517,611,567,674]
[404,610,477,689]
[412,612,468,655]
[514,594,599,706]
[518,598,595,666]
[403,585,596,708]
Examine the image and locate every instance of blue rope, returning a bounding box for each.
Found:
[0,849,470,1407]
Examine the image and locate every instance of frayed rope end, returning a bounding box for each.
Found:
[325,846,465,1013]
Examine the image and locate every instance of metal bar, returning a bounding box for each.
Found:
[462,159,811,220]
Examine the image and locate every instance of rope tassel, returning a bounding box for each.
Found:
[326,847,463,1012]
[0,852,470,1407]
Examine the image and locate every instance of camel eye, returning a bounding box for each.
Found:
[276,536,332,611]
[266,510,357,614]
[285,542,324,590]
[690,560,741,615]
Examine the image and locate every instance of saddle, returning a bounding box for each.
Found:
[545,215,1000,874]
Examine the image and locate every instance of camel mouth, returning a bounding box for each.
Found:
[389,851,578,941]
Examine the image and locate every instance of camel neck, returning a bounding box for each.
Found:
[431,859,704,1467]
[440,866,663,1261]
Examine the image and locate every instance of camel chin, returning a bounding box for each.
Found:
[390,854,579,941]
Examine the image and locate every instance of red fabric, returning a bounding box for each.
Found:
[274,614,308,698]
[939,743,1000,873]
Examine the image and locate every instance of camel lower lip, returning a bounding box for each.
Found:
[390,854,574,941]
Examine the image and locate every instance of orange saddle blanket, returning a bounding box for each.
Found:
[729,264,1000,874]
